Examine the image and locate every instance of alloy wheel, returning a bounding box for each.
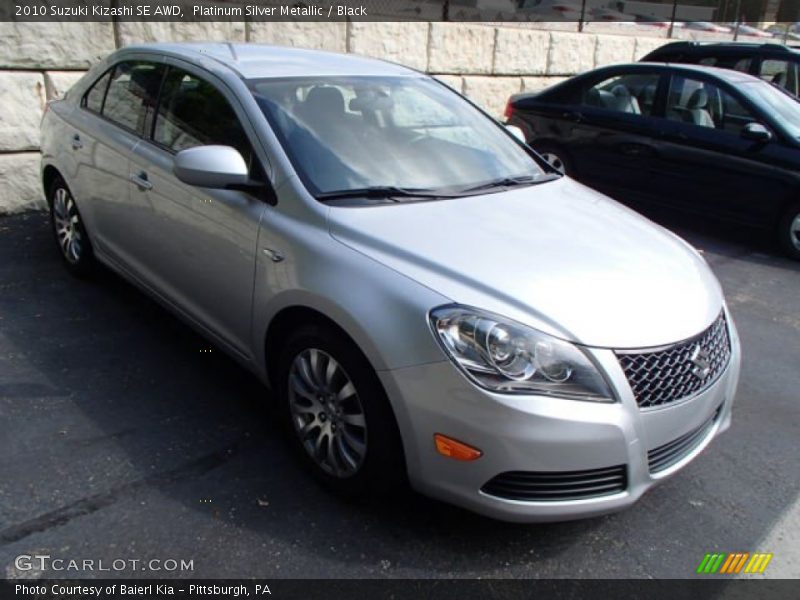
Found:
[52,187,83,264]
[540,152,566,175]
[287,348,368,478]
[791,213,800,251]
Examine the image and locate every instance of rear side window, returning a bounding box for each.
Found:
[83,70,112,113]
[153,68,254,167]
[582,73,661,117]
[102,62,165,135]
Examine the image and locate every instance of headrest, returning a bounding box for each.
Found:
[611,84,631,99]
[305,86,345,114]
[687,88,709,109]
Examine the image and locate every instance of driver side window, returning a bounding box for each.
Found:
[666,75,756,136]
[153,68,261,177]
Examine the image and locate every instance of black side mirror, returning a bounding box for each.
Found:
[741,122,773,143]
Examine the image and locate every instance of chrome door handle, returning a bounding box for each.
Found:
[71,134,83,150]
[262,248,284,263]
[130,172,153,191]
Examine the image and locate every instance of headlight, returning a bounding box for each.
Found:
[430,306,614,401]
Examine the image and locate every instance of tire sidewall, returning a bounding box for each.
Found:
[778,203,800,260]
[532,143,573,177]
[275,323,406,497]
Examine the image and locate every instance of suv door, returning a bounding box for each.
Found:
[69,61,164,258]
[649,72,791,226]
[128,64,269,356]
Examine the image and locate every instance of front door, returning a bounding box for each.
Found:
[651,73,791,227]
[127,65,269,356]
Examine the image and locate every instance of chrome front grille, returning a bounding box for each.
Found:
[616,313,731,409]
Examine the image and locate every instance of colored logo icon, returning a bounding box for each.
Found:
[697,552,773,574]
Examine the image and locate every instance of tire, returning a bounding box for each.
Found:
[48,175,97,277]
[778,203,800,260]
[532,142,574,177]
[276,323,406,497]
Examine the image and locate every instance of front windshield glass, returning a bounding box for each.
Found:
[248,76,549,196]
[743,80,800,138]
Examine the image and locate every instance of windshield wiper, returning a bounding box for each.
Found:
[316,186,461,202]
[456,174,558,194]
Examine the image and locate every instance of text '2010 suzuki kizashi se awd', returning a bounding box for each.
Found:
[40,43,741,522]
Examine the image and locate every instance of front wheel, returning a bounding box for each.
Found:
[48,176,96,277]
[276,323,406,497]
[778,203,800,260]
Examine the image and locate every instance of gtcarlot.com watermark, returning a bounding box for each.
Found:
[14,554,194,573]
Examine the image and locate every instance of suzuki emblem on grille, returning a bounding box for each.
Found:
[690,345,712,379]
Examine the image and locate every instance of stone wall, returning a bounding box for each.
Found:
[0,21,675,214]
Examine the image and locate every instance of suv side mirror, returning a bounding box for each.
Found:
[174,145,250,188]
[741,122,773,143]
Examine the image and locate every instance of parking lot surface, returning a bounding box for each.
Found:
[0,210,798,579]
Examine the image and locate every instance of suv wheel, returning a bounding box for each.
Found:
[276,323,406,496]
[48,176,96,277]
[778,203,800,260]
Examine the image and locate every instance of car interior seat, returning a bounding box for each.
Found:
[684,88,715,127]
[610,84,641,114]
[298,86,348,132]
[639,84,656,114]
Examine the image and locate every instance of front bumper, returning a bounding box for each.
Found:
[379,319,742,522]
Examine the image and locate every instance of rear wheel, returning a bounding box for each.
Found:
[778,203,800,260]
[276,323,406,497]
[48,176,96,277]
[532,143,573,176]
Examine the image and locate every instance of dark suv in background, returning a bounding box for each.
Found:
[642,42,800,97]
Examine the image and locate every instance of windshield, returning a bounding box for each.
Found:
[248,76,550,197]
[743,80,800,138]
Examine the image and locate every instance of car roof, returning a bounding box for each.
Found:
[592,62,762,84]
[118,42,420,79]
[650,41,800,55]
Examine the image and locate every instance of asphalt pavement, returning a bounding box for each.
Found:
[0,209,798,579]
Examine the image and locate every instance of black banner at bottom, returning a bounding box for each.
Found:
[0,579,796,600]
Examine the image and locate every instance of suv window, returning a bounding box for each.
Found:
[83,70,112,113]
[582,73,660,116]
[698,56,752,73]
[101,62,165,135]
[666,75,756,135]
[759,59,799,96]
[154,68,255,170]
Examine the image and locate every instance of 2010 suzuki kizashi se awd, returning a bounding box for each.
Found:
[40,43,741,521]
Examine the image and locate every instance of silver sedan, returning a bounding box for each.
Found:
[40,43,741,521]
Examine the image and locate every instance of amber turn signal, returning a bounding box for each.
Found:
[434,433,483,461]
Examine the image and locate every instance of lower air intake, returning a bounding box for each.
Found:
[481,465,627,501]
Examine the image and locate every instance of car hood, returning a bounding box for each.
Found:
[327,177,723,349]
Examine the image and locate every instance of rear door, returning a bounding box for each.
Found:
[66,62,163,257]
[560,69,670,203]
